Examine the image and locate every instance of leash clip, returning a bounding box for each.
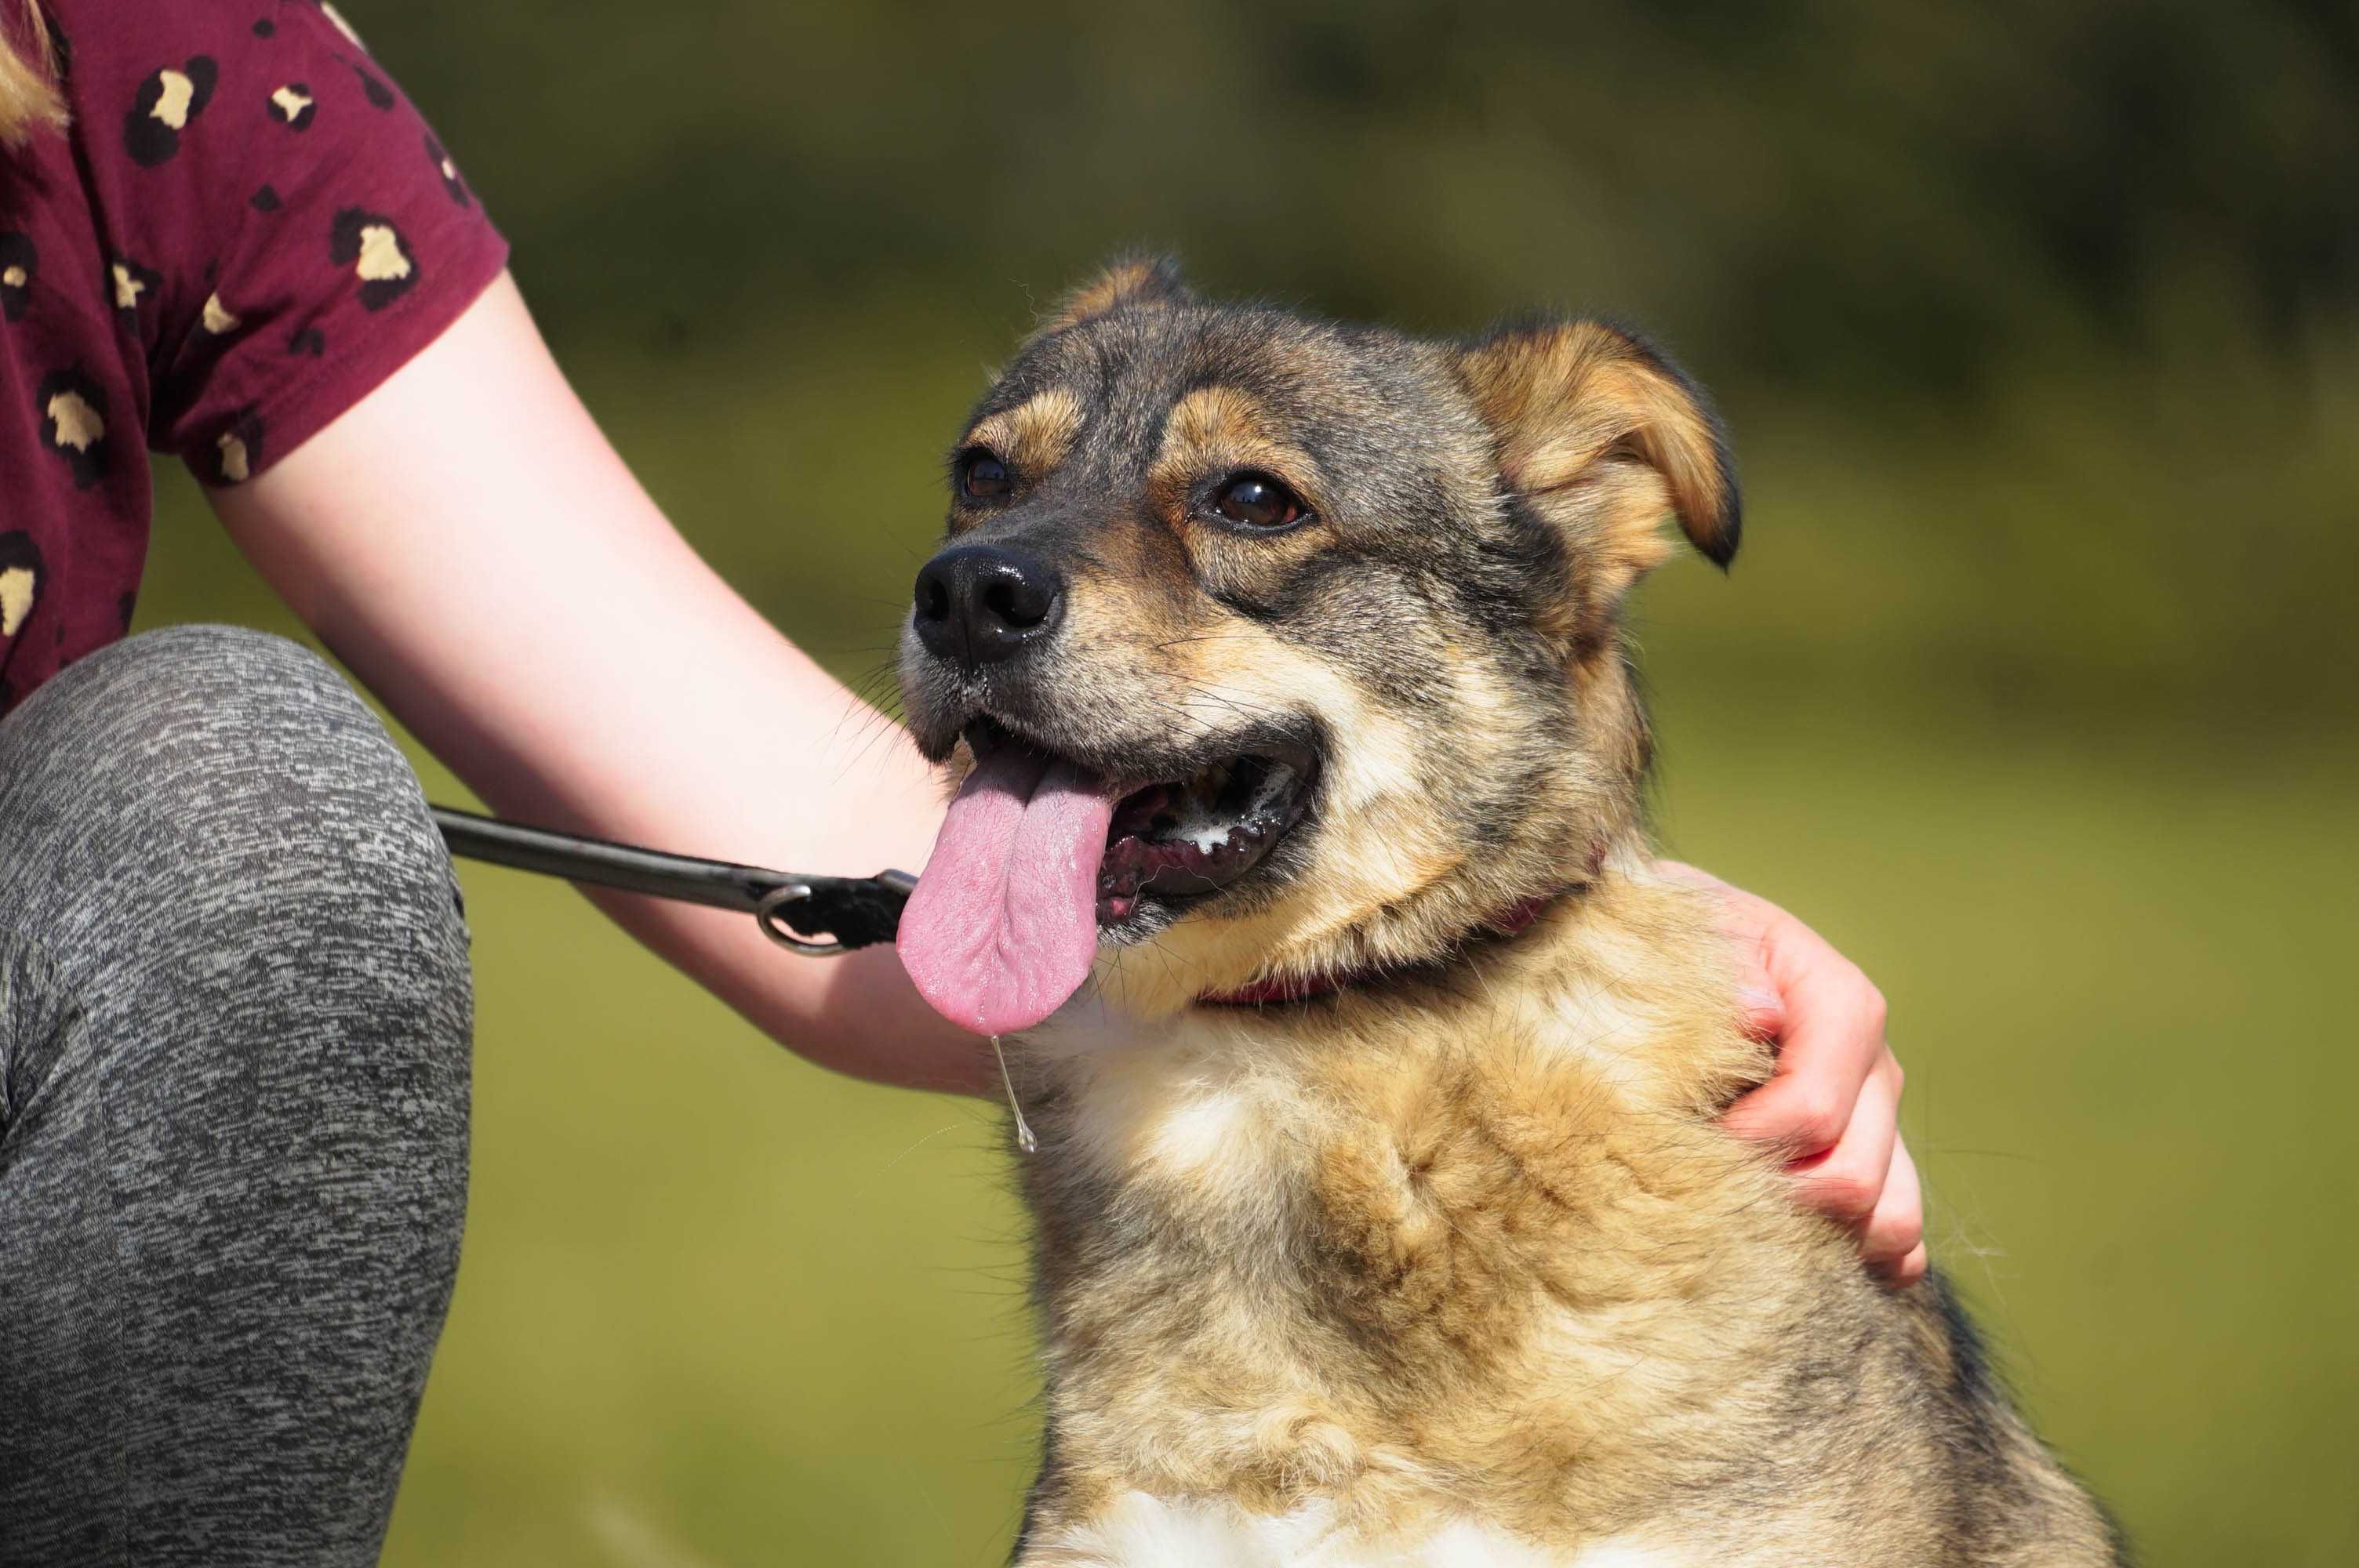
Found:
[757,883,846,956]
[754,867,918,955]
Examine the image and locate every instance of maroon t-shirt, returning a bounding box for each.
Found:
[0,0,507,713]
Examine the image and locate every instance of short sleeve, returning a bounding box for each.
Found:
[76,1,508,486]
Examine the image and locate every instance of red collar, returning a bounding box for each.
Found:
[1197,889,1565,1008]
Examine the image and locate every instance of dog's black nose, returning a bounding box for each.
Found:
[911,544,1065,667]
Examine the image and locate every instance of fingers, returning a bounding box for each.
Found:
[1659,859,1928,1286]
[1861,1137,1928,1287]
[1663,862,1890,1159]
[1789,1050,1903,1227]
[1720,927,1888,1158]
[1733,980,1788,1044]
[1790,1060,1928,1288]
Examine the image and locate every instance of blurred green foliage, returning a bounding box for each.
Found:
[131,0,2355,1563]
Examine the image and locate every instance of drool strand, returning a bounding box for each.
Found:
[990,1035,1038,1155]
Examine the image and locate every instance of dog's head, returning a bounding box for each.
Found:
[894,258,1738,1032]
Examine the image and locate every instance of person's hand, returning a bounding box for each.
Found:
[1659,862,1927,1287]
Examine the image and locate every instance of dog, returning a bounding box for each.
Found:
[891,257,2126,1566]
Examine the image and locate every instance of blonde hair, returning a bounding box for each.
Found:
[0,1,67,149]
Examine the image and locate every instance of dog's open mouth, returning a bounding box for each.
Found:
[1096,745,1315,924]
[893,716,1318,1036]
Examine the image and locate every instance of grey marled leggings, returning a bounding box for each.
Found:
[0,626,473,1565]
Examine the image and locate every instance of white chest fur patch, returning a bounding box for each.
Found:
[1035,1492,1674,1566]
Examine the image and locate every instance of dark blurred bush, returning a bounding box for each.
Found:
[318,0,2356,735]
[393,2,2357,381]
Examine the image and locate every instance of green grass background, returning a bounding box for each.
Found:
[131,1,2356,1561]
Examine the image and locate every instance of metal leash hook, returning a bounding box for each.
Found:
[755,883,843,956]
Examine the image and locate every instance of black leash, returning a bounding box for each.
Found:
[430,807,916,956]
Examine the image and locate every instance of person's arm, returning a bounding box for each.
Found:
[209,271,987,1093]
[209,274,1925,1274]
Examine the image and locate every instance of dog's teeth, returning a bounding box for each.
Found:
[1169,806,1237,854]
[1250,762,1294,815]
[1160,784,1238,852]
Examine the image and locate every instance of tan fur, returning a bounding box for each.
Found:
[1038,256,1187,335]
[1018,894,2112,1563]
[1022,880,1805,1550]
[964,389,1089,505]
[1148,387,1320,512]
[1454,324,1735,647]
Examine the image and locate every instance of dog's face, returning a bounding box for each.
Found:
[897,260,1739,1025]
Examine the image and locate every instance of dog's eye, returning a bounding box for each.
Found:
[1212,473,1308,532]
[960,451,1011,501]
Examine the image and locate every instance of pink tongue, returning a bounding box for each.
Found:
[897,745,1124,1035]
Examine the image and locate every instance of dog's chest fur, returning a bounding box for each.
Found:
[1031,1492,1677,1566]
[1007,875,1935,1563]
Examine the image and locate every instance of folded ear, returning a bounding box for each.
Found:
[1452,320,1741,596]
[1038,255,1190,335]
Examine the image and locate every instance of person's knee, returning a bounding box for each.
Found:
[0,625,470,1041]
[3,626,454,914]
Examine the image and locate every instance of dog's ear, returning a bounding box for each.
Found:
[1037,255,1190,335]
[1452,320,1740,590]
